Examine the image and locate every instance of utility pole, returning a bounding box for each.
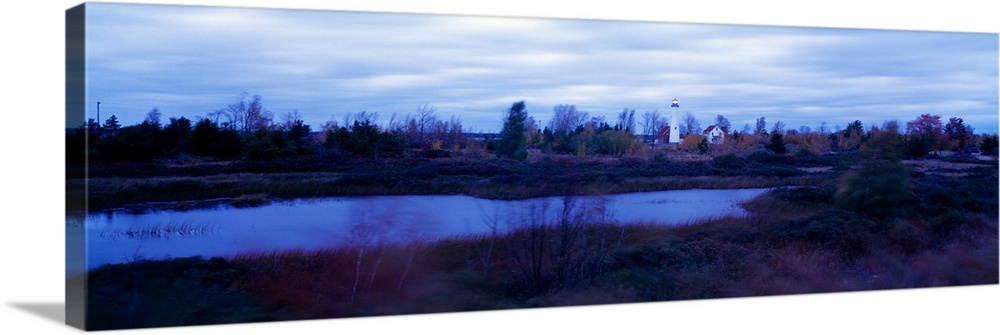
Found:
[97,101,101,127]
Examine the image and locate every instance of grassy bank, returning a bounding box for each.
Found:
[71,152,840,212]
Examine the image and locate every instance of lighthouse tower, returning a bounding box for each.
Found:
[669,97,680,144]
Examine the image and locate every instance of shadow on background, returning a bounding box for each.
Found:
[10,303,65,325]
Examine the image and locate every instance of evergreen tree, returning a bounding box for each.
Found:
[496,101,529,161]
[162,117,193,155]
[835,121,911,217]
[697,137,709,154]
[102,115,120,136]
[944,117,971,150]
[191,118,242,158]
[766,132,787,154]
[980,134,999,156]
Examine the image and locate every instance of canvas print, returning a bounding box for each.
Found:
[65,2,999,331]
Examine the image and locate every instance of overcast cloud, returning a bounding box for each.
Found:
[83,3,998,134]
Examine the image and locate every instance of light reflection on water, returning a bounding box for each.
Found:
[66,188,770,274]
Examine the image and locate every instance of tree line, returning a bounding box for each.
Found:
[68,94,999,164]
[67,94,472,163]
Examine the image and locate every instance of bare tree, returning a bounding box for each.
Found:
[279,110,303,131]
[549,104,587,136]
[245,94,272,132]
[524,115,541,147]
[714,114,731,134]
[771,120,786,135]
[144,107,161,127]
[617,108,636,133]
[226,92,250,131]
[447,115,465,149]
[640,109,664,138]
[215,92,272,132]
[351,111,378,126]
[502,195,624,295]
[386,112,405,132]
[416,104,437,145]
[680,111,700,137]
[755,117,767,136]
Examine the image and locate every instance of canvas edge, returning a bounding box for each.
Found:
[65,2,88,330]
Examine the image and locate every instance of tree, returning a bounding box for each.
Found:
[640,110,664,139]
[680,111,700,137]
[697,137,709,154]
[102,115,120,136]
[616,108,636,133]
[714,115,731,134]
[944,117,971,151]
[818,121,829,134]
[766,132,787,154]
[243,129,292,160]
[836,121,911,217]
[496,101,529,160]
[162,117,192,155]
[838,120,865,152]
[323,118,403,159]
[191,118,242,158]
[524,114,541,149]
[754,117,767,136]
[245,94,272,132]
[286,119,314,155]
[770,121,786,134]
[144,107,162,128]
[213,92,272,133]
[905,114,943,156]
[981,134,999,156]
[549,104,587,136]
[415,104,437,145]
[92,122,161,162]
[278,110,303,131]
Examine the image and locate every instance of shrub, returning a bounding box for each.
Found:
[770,186,835,206]
[711,154,746,172]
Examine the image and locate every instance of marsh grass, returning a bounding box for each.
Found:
[99,221,216,240]
[81,173,827,211]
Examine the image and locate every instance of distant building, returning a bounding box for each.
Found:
[656,124,672,144]
[702,125,725,144]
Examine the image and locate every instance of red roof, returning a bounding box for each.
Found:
[702,125,717,134]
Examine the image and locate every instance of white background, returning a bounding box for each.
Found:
[1,1,997,334]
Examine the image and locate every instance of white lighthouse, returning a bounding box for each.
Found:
[669,97,680,144]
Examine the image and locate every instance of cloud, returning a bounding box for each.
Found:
[83,3,998,134]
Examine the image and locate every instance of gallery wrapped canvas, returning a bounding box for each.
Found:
[65,1,998,331]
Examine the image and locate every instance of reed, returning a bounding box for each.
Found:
[99,221,216,240]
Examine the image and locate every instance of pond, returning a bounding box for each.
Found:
[66,188,770,274]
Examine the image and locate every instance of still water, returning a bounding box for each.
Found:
[67,188,769,273]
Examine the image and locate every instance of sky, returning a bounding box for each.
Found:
[79,3,999,134]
